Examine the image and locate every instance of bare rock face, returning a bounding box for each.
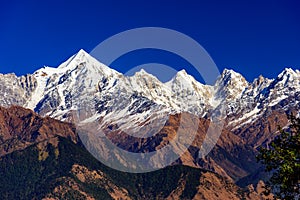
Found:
[19,74,37,95]
[233,109,289,147]
[0,73,37,107]
[0,106,77,156]
[93,113,259,182]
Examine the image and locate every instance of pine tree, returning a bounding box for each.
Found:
[257,114,300,199]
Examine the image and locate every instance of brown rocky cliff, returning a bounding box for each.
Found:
[99,113,259,182]
[233,109,289,147]
[0,106,78,156]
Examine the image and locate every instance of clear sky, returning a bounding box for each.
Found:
[0,0,300,83]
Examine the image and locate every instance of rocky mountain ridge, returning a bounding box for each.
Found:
[0,106,268,199]
[0,49,298,133]
[0,49,299,198]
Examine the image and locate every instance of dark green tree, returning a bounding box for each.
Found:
[257,114,300,199]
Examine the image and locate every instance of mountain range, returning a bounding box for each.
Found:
[0,49,299,199]
[1,50,299,131]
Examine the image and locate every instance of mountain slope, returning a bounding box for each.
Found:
[0,106,267,200]
[0,49,299,194]
[0,135,250,200]
[0,106,77,156]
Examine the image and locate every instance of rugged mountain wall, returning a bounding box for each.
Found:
[0,49,298,199]
[0,106,77,156]
[0,107,269,200]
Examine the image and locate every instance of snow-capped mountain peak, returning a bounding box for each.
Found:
[253,75,267,86]
[276,67,300,83]
[57,49,88,70]
[217,68,248,85]
[176,69,188,76]
[278,67,298,76]
[55,49,120,77]
[132,68,161,82]
[269,68,300,91]
[168,69,202,87]
[214,68,249,101]
[134,68,148,75]
[0,50,299,134]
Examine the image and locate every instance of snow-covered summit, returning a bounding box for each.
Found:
[214,68,249,101]
[0,50,299,131]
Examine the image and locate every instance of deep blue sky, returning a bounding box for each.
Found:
[0,0,300,83]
